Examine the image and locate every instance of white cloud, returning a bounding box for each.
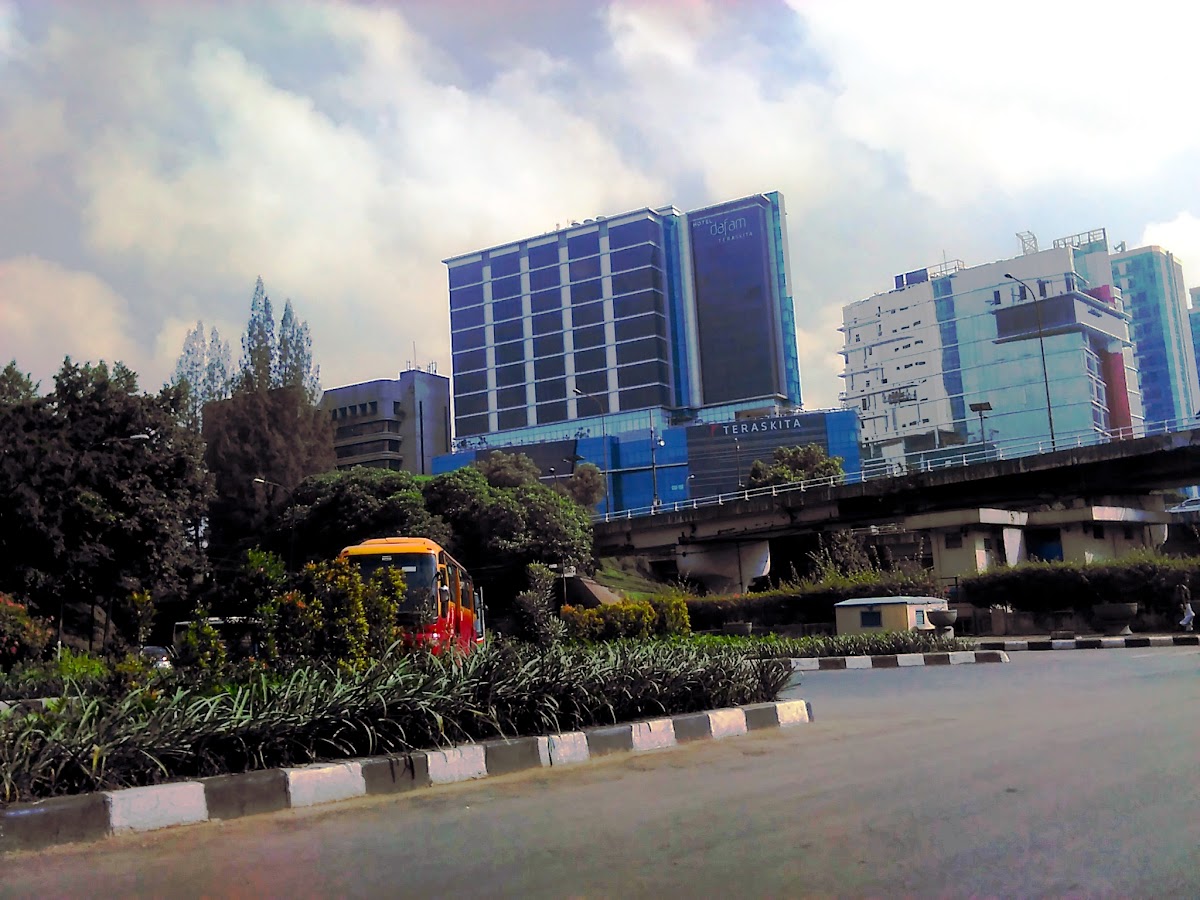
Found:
[1141,213,1200,287]
[0,257,136,385]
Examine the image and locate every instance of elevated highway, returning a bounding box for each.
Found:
[594,427,1200,557]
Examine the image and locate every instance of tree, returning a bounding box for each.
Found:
[266,467,451,568]
[276,299,320,402]
[475,450,542,488]
[0,358,211,649]
[745,443,844,489]
[202,386,335,568]
[236,277,275,394]
[0,360,38,406]
[423,466,593,611]
[170,322,231,432]
[560,462,606,509]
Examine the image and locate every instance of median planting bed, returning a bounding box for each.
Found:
[0,640,792,805]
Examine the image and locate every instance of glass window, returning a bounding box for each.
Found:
[618,384,668,410]
[493,319,524,344]
[492,296,523,322]
[449,283,484,310]
[574,324,606,350]
[453,348,486,373]
[533,333,564,357]
[616,337,667,366]
[491,275,522,300]
[451,327,485,352]
[534,355,566,380]
[454,392,488,416]
[489,252,520,278]
[612,268,661,296]
[494,342,525,366]
[454,370,487,395]
[569,256,602,281]
[613,289,663,319]
[530,267,560,291]
[449,260,483,289]
[574,370,608,399]
[535,378,566,403]
[537,401,568,424]
[497,385,526,409]
[617,360,668,388]
[611,245,661,273]
[615,314,665,342]
[528,242,559,270]
[451,304,485,331]
[574,348,607,373]
[572,301,605,328]
[496,363,525,387]
[456,413,489,437]
[498,408,527,430]
[532,289,561,314]
[608,219,658,250]
[567,231,600,258]
[571,279,603,305]
[533,311,563,336]
[860,610,882,628]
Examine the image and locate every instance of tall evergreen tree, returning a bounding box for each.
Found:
[0,360,38,406]
[237,276,275,394]
[276,298,320,402]
[203,327,232,408]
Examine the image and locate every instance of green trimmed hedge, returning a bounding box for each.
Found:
[560,595,691,641]
[688,631,973,657]
[685,570,942,631]
[960,552,1199,615]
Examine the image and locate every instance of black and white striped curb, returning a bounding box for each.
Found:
[0,699,812,854]
[979,635,1199,652]
[790,649,1010,672]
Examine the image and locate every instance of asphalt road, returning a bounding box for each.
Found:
[4,649,1199,898]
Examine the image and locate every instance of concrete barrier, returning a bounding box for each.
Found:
[546,732,590,766]
[427,746,488,785]
[107,782,208,834]
[285,762,366,808]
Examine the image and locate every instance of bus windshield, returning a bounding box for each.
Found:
[349,552,438,612]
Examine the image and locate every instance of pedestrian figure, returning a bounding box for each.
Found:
[1177,581,1194,633]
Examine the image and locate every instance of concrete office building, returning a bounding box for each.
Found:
[841,229,1143,469]
[1109,245,1199,427]
[437,191,846,516]
[321,368,450,475]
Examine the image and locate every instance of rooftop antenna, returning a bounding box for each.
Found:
[1017,231,1039,256]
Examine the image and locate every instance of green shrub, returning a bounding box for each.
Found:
[362,568,405,657]
[295,558,370,669]
[561,600,657,641]
[648,593,691,636]
[176,609,228,673]
[960,551,1199,616]
[689,631,973,658]
[510,563,566,647]
[0,640,792,804]
[0,594,53,673]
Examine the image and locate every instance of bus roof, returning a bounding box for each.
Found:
[340,537,444,557]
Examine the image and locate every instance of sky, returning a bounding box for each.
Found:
[3,0,1200,411]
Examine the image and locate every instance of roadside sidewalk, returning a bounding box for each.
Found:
[978,634,1199,652]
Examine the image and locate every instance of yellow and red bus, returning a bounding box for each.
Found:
[339,537,483,652]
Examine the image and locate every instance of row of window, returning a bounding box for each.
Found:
[451,311,667,355]
[327,400,406,420]
[447,221,663,290]
[453,361,670,416]
[335,439,401,459]
[451,287,664,332]
[454,338,667,391]
[450,265,663,311]
[335,420,403,439]
[454,383,670,437]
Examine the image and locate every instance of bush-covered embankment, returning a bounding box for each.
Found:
[0,640,790,805]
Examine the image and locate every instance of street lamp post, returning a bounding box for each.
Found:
[572,388,611,516]
[969,401,993,447]
[1004,273,1057,451]
[734,437,743,488]
[650,426,666,509]
[253,477,296,570]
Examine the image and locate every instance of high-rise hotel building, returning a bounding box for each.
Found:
[443,192,803,444]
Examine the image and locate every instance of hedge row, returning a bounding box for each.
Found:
[684,570,942,631]
[0,640,791,804]
[960,552,1200,615]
